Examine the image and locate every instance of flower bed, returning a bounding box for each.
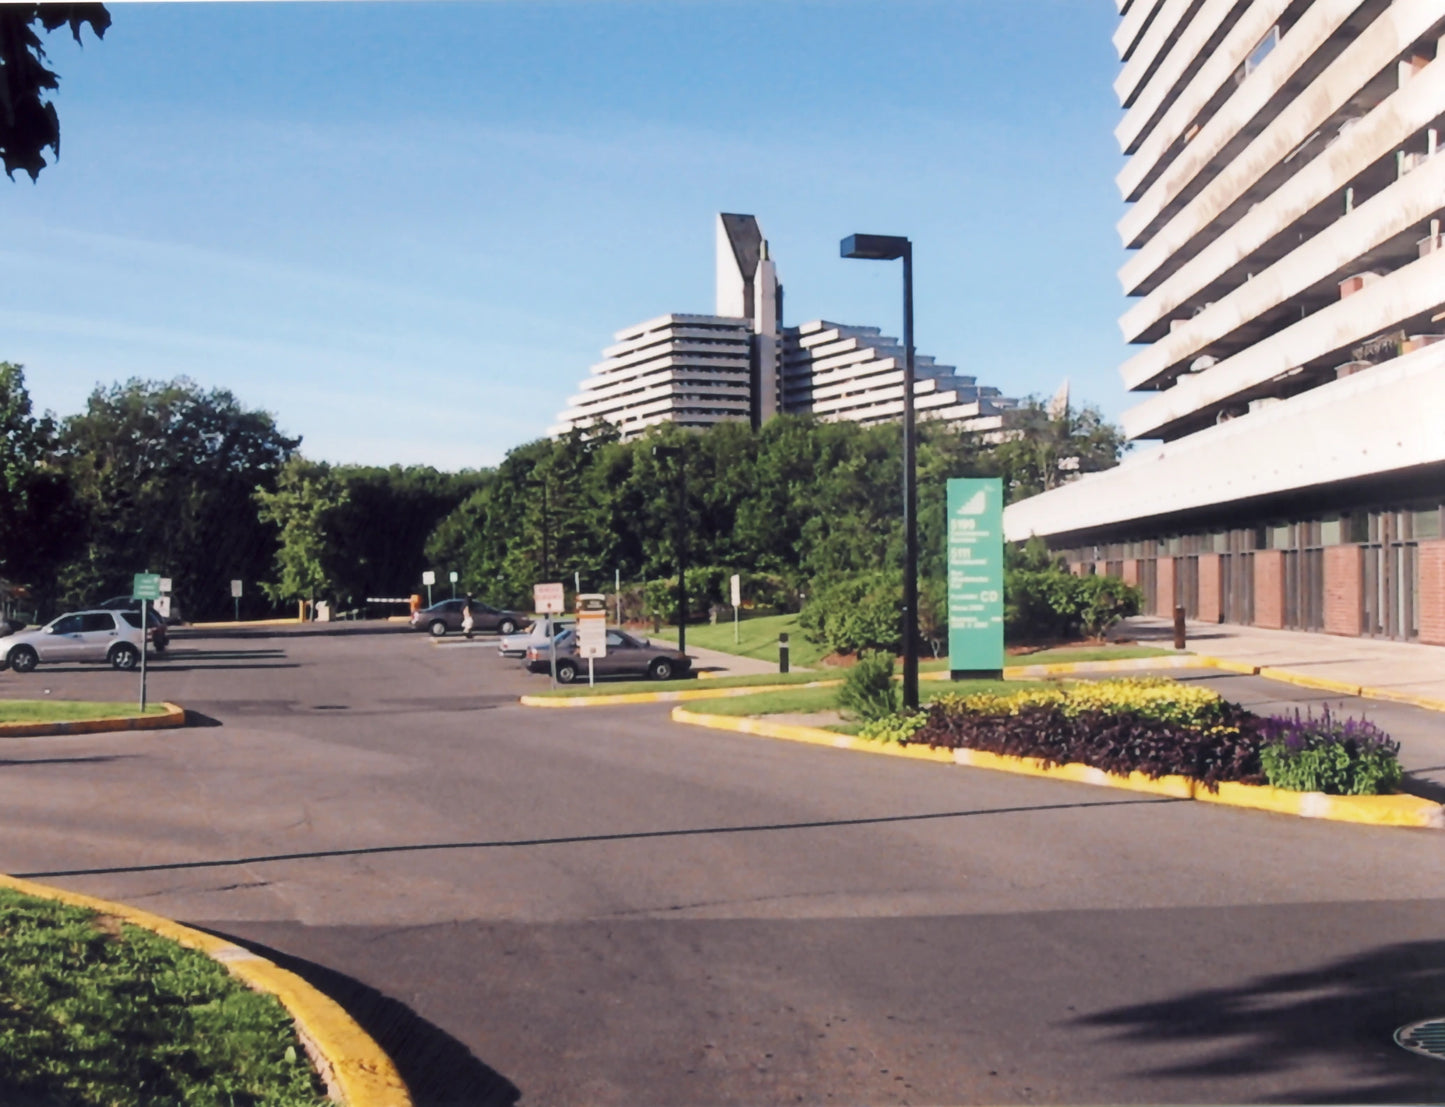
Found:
[877,679,1405,796]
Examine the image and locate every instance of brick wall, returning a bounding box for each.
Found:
[1155,557,1176,617]
[1420,540,1445,646]
[1323,545,1363,637]
[1122,559,1139,586]
[1197,553,1221,623]
[1254,550,1285,629]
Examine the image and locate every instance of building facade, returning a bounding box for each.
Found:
[1003,0,1445,645]
[553,214,1018,439]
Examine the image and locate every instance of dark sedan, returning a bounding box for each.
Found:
[410,598,530,637]
[525,627,690,682]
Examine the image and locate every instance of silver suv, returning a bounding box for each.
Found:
[1,610,150,673]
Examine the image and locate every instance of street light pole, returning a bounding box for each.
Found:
[841,233,919,711]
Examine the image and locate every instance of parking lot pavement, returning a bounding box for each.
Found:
[2,627,1444,1104]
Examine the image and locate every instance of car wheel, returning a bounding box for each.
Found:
[428,620,448,637]
[109,644,140,671]
[498,619,517,636]
[555,660,579,684]
[649,658,675,681]
[8,646,38,674]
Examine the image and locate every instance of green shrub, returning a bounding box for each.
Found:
[1004,568,1141,642]
[858,710,928,745]
[837,650,898,722]
[1258,708,1403,795]
[799,571,904,655]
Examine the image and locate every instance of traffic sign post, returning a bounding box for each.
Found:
[132,573,161,712]
[449,569,459,599]
[422,570,436,607]
[534,582,566,688]
[730,573,742,645]
[231,579,242,622]
[576,593,607,687]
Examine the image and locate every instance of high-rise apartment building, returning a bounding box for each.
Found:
[1004,1,1445,645]
[552,214,1017,438]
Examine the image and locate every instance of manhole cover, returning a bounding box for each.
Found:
[1396,1018,1445,1060]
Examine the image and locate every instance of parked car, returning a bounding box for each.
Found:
[97,594,184,627]
[499,617,574,658]
[0,610,152,673]
[409,598,530,637]
[525,627,690,683]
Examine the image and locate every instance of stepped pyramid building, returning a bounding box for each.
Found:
[1004,0,1445,646]
[549,214,1017,439]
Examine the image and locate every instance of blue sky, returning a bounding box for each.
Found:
[5,1,1132,470]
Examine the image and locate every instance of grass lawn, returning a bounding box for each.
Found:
[649,613,830,668]
[0,700,170,724]
[529,669,841,698]
[685,678,1054,732]
[648,621,1176,673]
[0,887,328,1106]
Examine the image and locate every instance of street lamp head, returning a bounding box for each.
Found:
[840,233,910,261]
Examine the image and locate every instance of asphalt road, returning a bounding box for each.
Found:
[1,624,1442,1105]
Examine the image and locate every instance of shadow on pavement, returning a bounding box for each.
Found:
[13,794,1179,879]
[183,710,224,728]
[1073,939,1445,1104]
[207,930,520,1107]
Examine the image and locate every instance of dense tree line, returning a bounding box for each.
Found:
[0,366,484,620]
[0,361,1125,623]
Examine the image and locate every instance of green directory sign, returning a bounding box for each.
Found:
[132,573,162,601]
[946,478,1004,676]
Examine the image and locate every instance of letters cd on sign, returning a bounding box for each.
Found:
[533,582,566,614]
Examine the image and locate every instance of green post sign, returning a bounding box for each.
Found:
[947,478,1004,677]
[132,573,162,601]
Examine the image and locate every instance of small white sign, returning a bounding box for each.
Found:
[730,573,741,607]
[159,577,172,594]
[575,594,607,658]
[422,570,436,586]
[230,579,243,598]
[449,570,459,583]
[154,596,172,618]
[534,582,566,614]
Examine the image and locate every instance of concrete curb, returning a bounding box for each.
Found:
[184,618,304,629]
[0,873,411,1106]
[519,657,1187,708]
[0,702,188,738]
[521,681,841,708]
[671,709,1445,830]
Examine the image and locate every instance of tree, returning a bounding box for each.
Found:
[0,362,77,604]
[56,377,299,618]
[253,457,349,609]
[992,399,1127,502]
[1,3,110,180]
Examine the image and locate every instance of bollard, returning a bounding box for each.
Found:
[779,632,790,674]
[1173,605,1187,650]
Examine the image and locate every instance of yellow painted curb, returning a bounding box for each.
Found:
[1255,666,1362,697]
[671,708,955,763]
[1356,686,1445,713]
[672,711,1444,829]
[0,702,188,738]
[0,873,410,1106]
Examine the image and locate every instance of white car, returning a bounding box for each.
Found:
[498,617,574,658]
[1,610,151,673]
